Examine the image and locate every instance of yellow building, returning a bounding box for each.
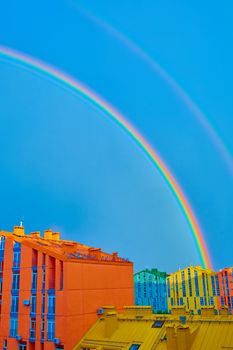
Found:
[73,305,233,350]
[167,266,218,314]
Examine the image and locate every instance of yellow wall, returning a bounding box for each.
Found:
[167,266,218,314]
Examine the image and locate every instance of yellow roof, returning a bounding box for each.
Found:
[73,306,233,350]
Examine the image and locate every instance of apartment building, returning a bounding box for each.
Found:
[166,266,218,314]
[134,268,167,313]
[0,226,134,349]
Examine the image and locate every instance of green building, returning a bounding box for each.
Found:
[134,268,168,313]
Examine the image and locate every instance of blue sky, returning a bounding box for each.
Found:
[0,0,233,271]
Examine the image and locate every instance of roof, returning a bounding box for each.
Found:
[73,306,233,350]
[134,268,167,278]
[0,226,132,265]
[167,265,215,276]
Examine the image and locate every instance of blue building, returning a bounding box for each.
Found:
[134,268,168,313]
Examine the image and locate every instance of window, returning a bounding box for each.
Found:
[32,249,38,267]
[13,251,21,268]
[129,345,141,350]
[188,269,192,297]
[0,236,5,251]
[0,237,5,260]
[152,320,165,328]
[211,276,216,296]
[194,271,199,296]
[215,276,220,296]
[13,242,21,251]
[11,295,19,313]
[42,268,46,290]
[206,275,210,303]
[18,342,27,350]
[202,273,207,295]
[167,278,170,297]
[41,294,45,314]
[30,318,36,339]
[0,261,4,279]
[0,280,3,298]
[194,297,197,309]
[10,317,18,337]
[41,318,45,339]
[48,294,55,315]
[175,276,178,293]
[12,272,20,290]
[31,295,37,314]
[60,261,63,290]
[47,319,55,341]
[48,257,55,289]
[181,271,186,297]
[32,270,37,290]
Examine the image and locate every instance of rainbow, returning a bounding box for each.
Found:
[74,4,233,177]
[0,45,212,269]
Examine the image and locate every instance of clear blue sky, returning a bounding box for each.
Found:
[0,0,233,272]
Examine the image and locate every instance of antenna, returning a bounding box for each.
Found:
[20,216,24,227]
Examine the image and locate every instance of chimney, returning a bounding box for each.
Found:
[166,325,177,350]
[30,231,40,238]
[176,326,191,350]
[44,229,53,240]
[52,232,60,241]
[14,225,25,236]
[171,307,186,316]
[220,306,229,316]
[112,252,118,260]
[88,248,102,259]
[105,312,118,338]
[201,306,216,317]
[102,306,116,316]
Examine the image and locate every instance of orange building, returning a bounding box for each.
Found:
[0,225,134,350]
[217,267,233,313]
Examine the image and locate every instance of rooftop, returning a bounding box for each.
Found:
[134,268,167,278]
[73,306,233,350]
[0,225,131,265]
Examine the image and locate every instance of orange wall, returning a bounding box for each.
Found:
[0,235,134,350]
[56,261,134,349]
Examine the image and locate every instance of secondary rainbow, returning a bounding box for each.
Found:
[75,5,233,177]
[0,45,212,269]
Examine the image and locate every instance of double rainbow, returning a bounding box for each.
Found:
[0,45,212,269]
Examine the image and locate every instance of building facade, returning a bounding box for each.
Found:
[217,267,233,314]
[166,266,218,314]
[0,226,134,350]
[134,269,167,313]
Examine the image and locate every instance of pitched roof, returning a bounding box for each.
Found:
[73,306,233,350]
